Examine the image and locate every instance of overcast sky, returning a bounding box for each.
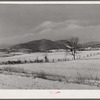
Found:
[0,4,100,45]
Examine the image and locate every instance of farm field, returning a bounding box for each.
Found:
[0,74,100,89]
[0,50,100,62]
[1,4,100,91]
[0,50,100,89]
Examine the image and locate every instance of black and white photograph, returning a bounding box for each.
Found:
[0,3,100,90]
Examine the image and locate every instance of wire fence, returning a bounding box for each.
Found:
[0,52,100,65]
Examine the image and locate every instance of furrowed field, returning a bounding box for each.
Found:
[0,50,100,89]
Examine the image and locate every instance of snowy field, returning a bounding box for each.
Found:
[0,50,100,62]
[0,50,100,89]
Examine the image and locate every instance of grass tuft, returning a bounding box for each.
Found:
[0,67,27,74]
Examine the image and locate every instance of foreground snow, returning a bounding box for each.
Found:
[0,50,100,62]
[0,74,99,89]
[0,50,100,89]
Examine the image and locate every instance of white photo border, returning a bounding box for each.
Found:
[0,1,100,99]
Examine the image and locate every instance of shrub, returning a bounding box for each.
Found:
[0,67,27,73]
[36,71,47,79]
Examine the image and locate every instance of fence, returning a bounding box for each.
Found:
[0,52,100,65]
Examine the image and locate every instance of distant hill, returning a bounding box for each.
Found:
[8,39,67,52]
[0,44,11,49]
[81,41,100,48]
[1,39,100,53]
[0,44,14,52]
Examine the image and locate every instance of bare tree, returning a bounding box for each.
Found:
[66,37,80,60]
[43,52,49,62]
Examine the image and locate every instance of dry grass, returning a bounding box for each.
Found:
[0,66,100,87]
[75,72,100,81]
[32,71,47,79]
[0,67,27,73]
[0,67,67,82]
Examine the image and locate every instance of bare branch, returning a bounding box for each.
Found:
[66,37,80,60]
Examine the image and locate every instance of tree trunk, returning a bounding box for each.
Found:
[73,54,75,60]
[73,49,75,60]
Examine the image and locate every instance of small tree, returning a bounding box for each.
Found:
[66,37,80,60]
[43,52,49,62]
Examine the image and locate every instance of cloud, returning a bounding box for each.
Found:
[66,24,83,30]
[29,21,100,43]
[0,4,100,45]
[28,20,85,34]
[0,20,100,45]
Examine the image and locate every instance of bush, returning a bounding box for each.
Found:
[0,67,27,73]
[36,71,47,79]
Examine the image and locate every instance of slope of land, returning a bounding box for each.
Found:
[1,39,100,53]
[9,39,66,52]
[0,50,100,89]
[0,74,99,89]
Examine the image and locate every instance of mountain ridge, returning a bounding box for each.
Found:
[1,39,100,52]
[9,39,67,52]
